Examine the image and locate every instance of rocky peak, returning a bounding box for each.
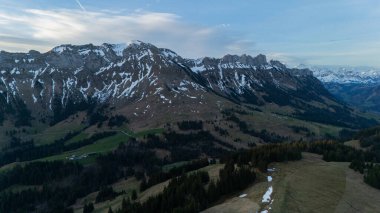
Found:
[270,60,286,70]
[252,54,267,66]
[28,50,41,56]
[221,54,240,64]
[201,57,220,67]
[220,54,268,67]
[125,40,158,53]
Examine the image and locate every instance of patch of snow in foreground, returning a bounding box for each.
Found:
[260,210,268,213]
[262,186,273,203]
[267,176,272,182]
[238,193,247,198]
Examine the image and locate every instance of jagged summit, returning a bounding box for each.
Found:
[2,41,288,73]
[187,54,290,74]
[220,54,267,67]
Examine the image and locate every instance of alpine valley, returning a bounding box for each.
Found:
[299,64,380,114]
[1,41,380,213]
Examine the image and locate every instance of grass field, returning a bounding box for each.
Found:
[65,132,89,144]
[37,133,128,162]
[33,120,86,146]
[203,153,380,213]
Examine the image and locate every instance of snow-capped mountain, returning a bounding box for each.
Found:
[0,41,374,128]
[298,64,380,113]
[297,64,380,84]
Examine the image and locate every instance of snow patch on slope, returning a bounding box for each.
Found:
[53,45,72,54]
[111,43,127,57]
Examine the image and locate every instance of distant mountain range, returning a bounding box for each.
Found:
[299,64,380,113]
[298,64,380,84]
[0,41,376,135]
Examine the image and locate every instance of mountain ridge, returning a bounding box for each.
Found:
[0,41,376,130]
[298,64,380,84]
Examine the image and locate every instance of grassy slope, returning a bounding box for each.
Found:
[241,108,344,139]
[32,114,87,146]
[73,164,224,213]
[203,153,380,213]
[334,166,380,212]
[202,197,260,213]
[344,140,366,150]
[65,132,89,145]
[271,153,346,213]
[72,178,141,213]
[0,162,25,173]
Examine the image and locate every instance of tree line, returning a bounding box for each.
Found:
[364,164,380,189]
[140,158,210,191]
[0,140,163,213]
[117,165,255,213]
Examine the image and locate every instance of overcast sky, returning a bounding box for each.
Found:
[0,0,380,67]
